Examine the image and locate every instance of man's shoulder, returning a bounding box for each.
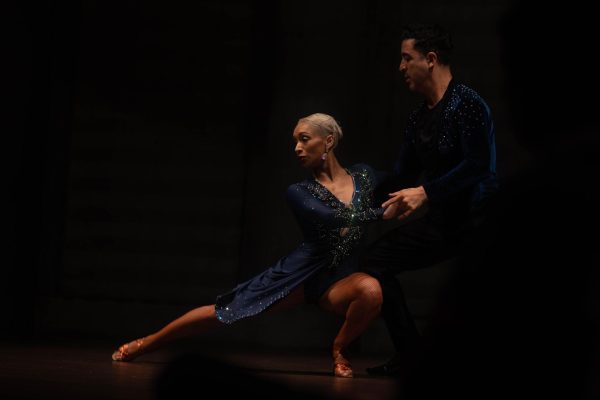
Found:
[451,83,487,105]
[447,83,492,117]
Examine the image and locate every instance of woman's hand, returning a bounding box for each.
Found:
[382,186,428,221]
[382,202,400,220]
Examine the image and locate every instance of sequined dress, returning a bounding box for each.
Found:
[215,163,383,324]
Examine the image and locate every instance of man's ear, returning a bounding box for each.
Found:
[426,51,438,67]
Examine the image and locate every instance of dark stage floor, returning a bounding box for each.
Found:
[0,339,401,400]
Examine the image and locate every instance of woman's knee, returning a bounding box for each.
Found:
[355,276,383,310]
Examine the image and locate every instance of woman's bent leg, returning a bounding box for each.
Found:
[318,272,383,377]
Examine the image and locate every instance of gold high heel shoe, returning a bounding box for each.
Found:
[111,338,145,362]
[333,352,353,378]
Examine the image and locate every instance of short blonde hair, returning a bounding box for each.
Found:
[298,113,343,149]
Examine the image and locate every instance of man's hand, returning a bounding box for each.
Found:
[381,186,428,221]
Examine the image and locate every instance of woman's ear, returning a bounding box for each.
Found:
[326,134,334,151]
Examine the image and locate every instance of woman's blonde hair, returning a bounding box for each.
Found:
[298,113,343,149]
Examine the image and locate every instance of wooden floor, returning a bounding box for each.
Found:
[0,339,401,400]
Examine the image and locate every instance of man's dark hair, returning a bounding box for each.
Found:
[400,23,453,65]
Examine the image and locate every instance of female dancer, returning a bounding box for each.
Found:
[111,113,396,378]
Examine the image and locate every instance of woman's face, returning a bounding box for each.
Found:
[292,122,330,169]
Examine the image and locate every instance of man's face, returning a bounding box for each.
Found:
[398,39,430,94]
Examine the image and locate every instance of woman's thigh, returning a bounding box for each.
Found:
[318,272,381,315]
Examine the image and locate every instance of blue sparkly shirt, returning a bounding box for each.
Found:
[215,163,384,324]
[393,80,498,226]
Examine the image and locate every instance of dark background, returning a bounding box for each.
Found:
[7,0,525,353]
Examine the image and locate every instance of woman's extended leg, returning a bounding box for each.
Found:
[318,272,383,377]
[112,286,306,362]
[111,304,221,361]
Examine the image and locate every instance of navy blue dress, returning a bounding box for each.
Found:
[215,163,384,324]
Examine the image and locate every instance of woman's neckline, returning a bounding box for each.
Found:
[313,168,356,207]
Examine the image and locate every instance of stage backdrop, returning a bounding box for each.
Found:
[8,0,523,353]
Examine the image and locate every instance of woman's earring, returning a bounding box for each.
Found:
[321,152,328,161]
